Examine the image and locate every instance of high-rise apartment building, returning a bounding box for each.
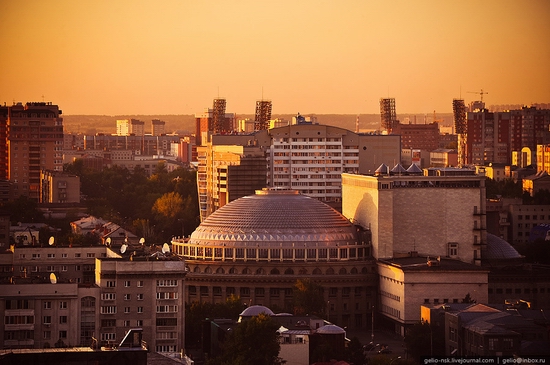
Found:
[466,109,511,165]
[254,100,272,131]
[151,119,166,136]
[196,144,267,221]
[1,102,64,200]
[391,121,440,151]
[510,106,550,154]
[116,119,145,136]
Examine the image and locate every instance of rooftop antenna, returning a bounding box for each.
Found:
[50,273,57,284]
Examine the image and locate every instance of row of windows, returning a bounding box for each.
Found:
[19,252,102,259]
[189,285,368,298]
[489,287,548,294]
[105,280,145,288]
[100,306,145,314]
[188,265,371,275]
[180,245,367,262]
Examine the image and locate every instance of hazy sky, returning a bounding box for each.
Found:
[1,0,549,116]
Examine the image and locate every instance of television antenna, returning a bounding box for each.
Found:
[49,273,57,284]
[162,243,170,254]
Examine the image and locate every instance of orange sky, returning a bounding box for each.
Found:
[1,0,549,116]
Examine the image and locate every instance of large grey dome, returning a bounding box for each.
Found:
[189,188,357,248]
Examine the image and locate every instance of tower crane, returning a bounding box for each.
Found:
[467,89,488,102]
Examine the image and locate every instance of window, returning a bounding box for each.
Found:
[102,293,116,300]
[100,306,117,314]
[137,320,143,326]
[87,253,95,258]
[43,301,52,309]
[123,320,130,327]
[101,333,116,341]
[124,307,130,314]
[106,281,116,288]
[137,294,144,300]
[59,301,67,309]
[448,242,458,257]
[43,331,51,339]
[59,316,68,324]
[61,265,68,272]
[59,330,67,339]
[43,316,52,324]
[124,281,131,287]
[75,253,81,258]
[124,294,131,301]
[137,307,143,313]
[137,280,144,287]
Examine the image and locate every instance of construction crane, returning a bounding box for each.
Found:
[467,89,488,102]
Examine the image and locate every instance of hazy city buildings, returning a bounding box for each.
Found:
[116,119,145,137]
[151,119,166,136]
[198,124,401,219]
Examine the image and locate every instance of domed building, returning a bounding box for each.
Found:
[172,188,377,329]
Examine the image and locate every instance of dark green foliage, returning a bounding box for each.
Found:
[0,196,44,224]
[404,321,444,362]
[292,279,326,316]
[185,295,245,349]
[206,313,283,365]
[516,238,550,264]
[344,336,366,365]
[64,160,199,242]
[485,178,522,199]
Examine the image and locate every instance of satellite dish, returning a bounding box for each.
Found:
[50,273,57,284]
[139,237,145,245]
[48,236,55,246]
[106,237,111,246]
[162,243,170,254]
[120,244,128,254]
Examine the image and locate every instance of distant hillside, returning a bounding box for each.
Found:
[62,113,454,135]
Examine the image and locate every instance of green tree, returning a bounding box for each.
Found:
[207,313,283,365]
[292,279,326,316]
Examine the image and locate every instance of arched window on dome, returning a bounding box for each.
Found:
[270,268,280,275]
[361,267,368,274]
[312,268,322,275]
[284,268,294,275]
[339,268,347,275]
[350,267,358,274]
[229,268,237,274]
[326,268,335,275]
[216,267,225,274]
[193,267,200,273]
[204,267,212,274]
[256,268,265,275]
[242,268,251,274]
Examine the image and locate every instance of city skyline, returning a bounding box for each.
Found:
[1,0,549,116]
